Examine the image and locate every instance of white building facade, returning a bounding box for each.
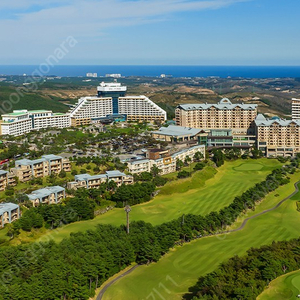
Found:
[127,145,205,175]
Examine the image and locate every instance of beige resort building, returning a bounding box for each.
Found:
[67,170,134,190]
[0,203,20,228]
[255,114,300,157]
[175,98,257,134]
[11,155,71,182]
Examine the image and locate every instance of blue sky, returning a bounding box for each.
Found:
[0,0,299,65]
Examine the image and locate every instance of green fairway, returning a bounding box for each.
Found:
[102,172,300,300]
[257,270,300,300]
[39,158,281,243]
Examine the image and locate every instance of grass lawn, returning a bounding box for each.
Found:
[0,227,9,242]
[102,172,300,300]
[34,158,282,244]
[257,270,300,300]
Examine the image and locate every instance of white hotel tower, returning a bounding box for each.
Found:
[69,82,167,126]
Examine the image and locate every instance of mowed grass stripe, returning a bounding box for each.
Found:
[258,270,300,300]
[37,159,281,244]
[103,173,300,300]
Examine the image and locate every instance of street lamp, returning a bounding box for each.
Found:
[124,205,131,234]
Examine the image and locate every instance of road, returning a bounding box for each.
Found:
[96,180,300,300]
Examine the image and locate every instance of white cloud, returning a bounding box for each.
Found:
[0,0,249,63]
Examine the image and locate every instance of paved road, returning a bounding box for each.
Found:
[96,180,300,300]
[96,264,140,300]
[227,180,300,233]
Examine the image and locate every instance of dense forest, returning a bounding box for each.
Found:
[0,158,297,299]
[185,238,300,300]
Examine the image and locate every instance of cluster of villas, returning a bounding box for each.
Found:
[0,154,72,192]
[0,170,135,227]
[0,82,167,136]
[0,144,208,227]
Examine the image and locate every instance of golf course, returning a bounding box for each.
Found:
[257,270,300,300]
[38,158,281,243]
[101,171,300,300]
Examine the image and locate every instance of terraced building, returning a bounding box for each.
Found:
[69,82,167,125]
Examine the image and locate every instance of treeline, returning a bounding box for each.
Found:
[112,182,156,207]
[8,195,95,236]
[0,221,183,300]
[7,181,158,235]
[0,161,296,299]
[184,238,300,300]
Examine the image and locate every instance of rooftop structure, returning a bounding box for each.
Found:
[177,98,257,111]
[152,125,207,143]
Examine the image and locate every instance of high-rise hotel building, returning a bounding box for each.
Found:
[175,98,258,134]
[292,98,300,120]
[255,114,300,157]
[69,82,167,126]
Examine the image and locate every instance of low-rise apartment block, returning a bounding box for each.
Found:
[0,203,20,228]
[127,145,205,175]
[0,170,16,191]
[11,155,71,182]
[67,170,134,190]
[255,114,300,157]
[30,110,70,130]
[175,98,257,134]
[27,186,66,207]
[0,110,70,136]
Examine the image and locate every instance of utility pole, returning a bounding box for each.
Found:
[124,205,131,234]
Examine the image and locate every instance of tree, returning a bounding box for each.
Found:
[150,165,161,177]
[177,170,190,179]
[251,148,263,159]
[59,170,67,178]
[212,149,225,167]
[71,169,78,176]
[176,159,184,171]
[194,162,205,171]
[184,156,192,166]
[194,151,204,162]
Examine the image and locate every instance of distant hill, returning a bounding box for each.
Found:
[0,86,69,113]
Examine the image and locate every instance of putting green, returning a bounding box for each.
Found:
[39,158,281,243]
[102,172,300,300]
[233,162,264,171]
[257,270,300,300]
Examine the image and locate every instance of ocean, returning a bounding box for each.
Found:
[1,65,300,78]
